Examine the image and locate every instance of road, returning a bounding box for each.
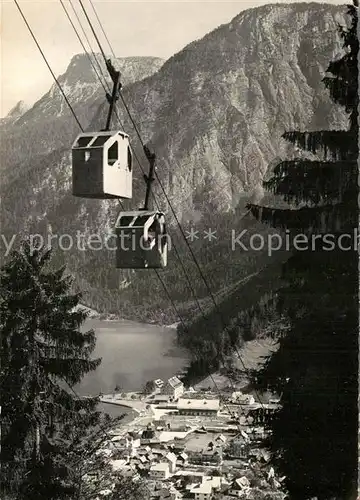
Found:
[100,395,147,413]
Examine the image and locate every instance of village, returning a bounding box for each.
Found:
[95,376,287,499]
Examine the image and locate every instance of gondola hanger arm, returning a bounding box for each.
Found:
[102,59,122,132]
[142,144,156,211]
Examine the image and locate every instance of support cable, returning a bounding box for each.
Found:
[76,1,230,322]
[13,2,240,413]
[78,0,108,64]
[68,0,109,86]
[60,0,107,94]
[77,0,264,406]
[17,0,261,430]
[88,0,116,60]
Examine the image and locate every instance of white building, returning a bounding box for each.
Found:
[164,451,177,473]
[177,452,189,466]
[216,434,227,445]
[229,476,251,497]
[161,376,184,400]
[231,392,255,405]
[149,462,170,480]
[154,379,164,390]
[177,398,220,416]
[111,435,140,456]
[190,481,213,500]
[110,459,128,471]
[153,394,170,404]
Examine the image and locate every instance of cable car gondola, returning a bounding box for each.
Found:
[72,130,132,199]
[115,211,167,269]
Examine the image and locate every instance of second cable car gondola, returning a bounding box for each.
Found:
[115,211,167,269]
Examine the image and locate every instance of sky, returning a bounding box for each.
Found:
[1,0,348,117]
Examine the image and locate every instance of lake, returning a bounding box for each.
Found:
[76,319,189,397]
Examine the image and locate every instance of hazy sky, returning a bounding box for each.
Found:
[2,0,347,117]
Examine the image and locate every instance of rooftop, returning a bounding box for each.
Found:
[167,376,184,389]
[190,482,212,494]
[165,452,177,462]
[177,398,220,411]
[154,379,164,387]
[150,462,170,472]
[203,476,222,489]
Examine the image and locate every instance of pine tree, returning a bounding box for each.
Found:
[109,475,150,500]
[247,3,358,499]
[0,241,114,499]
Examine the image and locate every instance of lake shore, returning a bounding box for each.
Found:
[78,303,180,329]
[98,401,138,424]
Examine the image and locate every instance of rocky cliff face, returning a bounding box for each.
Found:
[0,3,351,319]
[91,2,348,219]
[16,55,164,127]
[1,100,29,127]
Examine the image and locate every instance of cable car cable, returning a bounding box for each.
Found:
[72,0,133,137]
[64,0,202,310]
[114,107,265,405]
[153,269,245,424]
[14,0,84,131]
[13,5,243,440]
[59,2,204,332]
[88,0,116,60]
[68,0,262,413]
[77,0,259,410]
[76,0,265,407]
[78,0,108,66]
[68,0,109,87]
[76,2,223,312]
[61,0,108,94]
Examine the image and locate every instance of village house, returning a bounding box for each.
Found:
[215,434,227,445]
[142,425,156,440]
[149,462,171,480]
[141,436,160,446]
[228,476,251,497]
[169,441,187,453]
[164,451,177,473]
[177,398,220,416]
[111,434,140,456]
[153,394,170,405]
[188,449,222,466]
[137,445,151,455]
[161,376,184,401]
[177,451,189,466]
[166,423,191,432]
[147,452,157,462]
[111,434,140,448]
[154,379,165,390]
[110,459,128,472]
[152,486,183,500]
[231,392,255,405]
[190,481,213,500]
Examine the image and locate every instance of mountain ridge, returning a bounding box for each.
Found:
[0,56,164,170]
